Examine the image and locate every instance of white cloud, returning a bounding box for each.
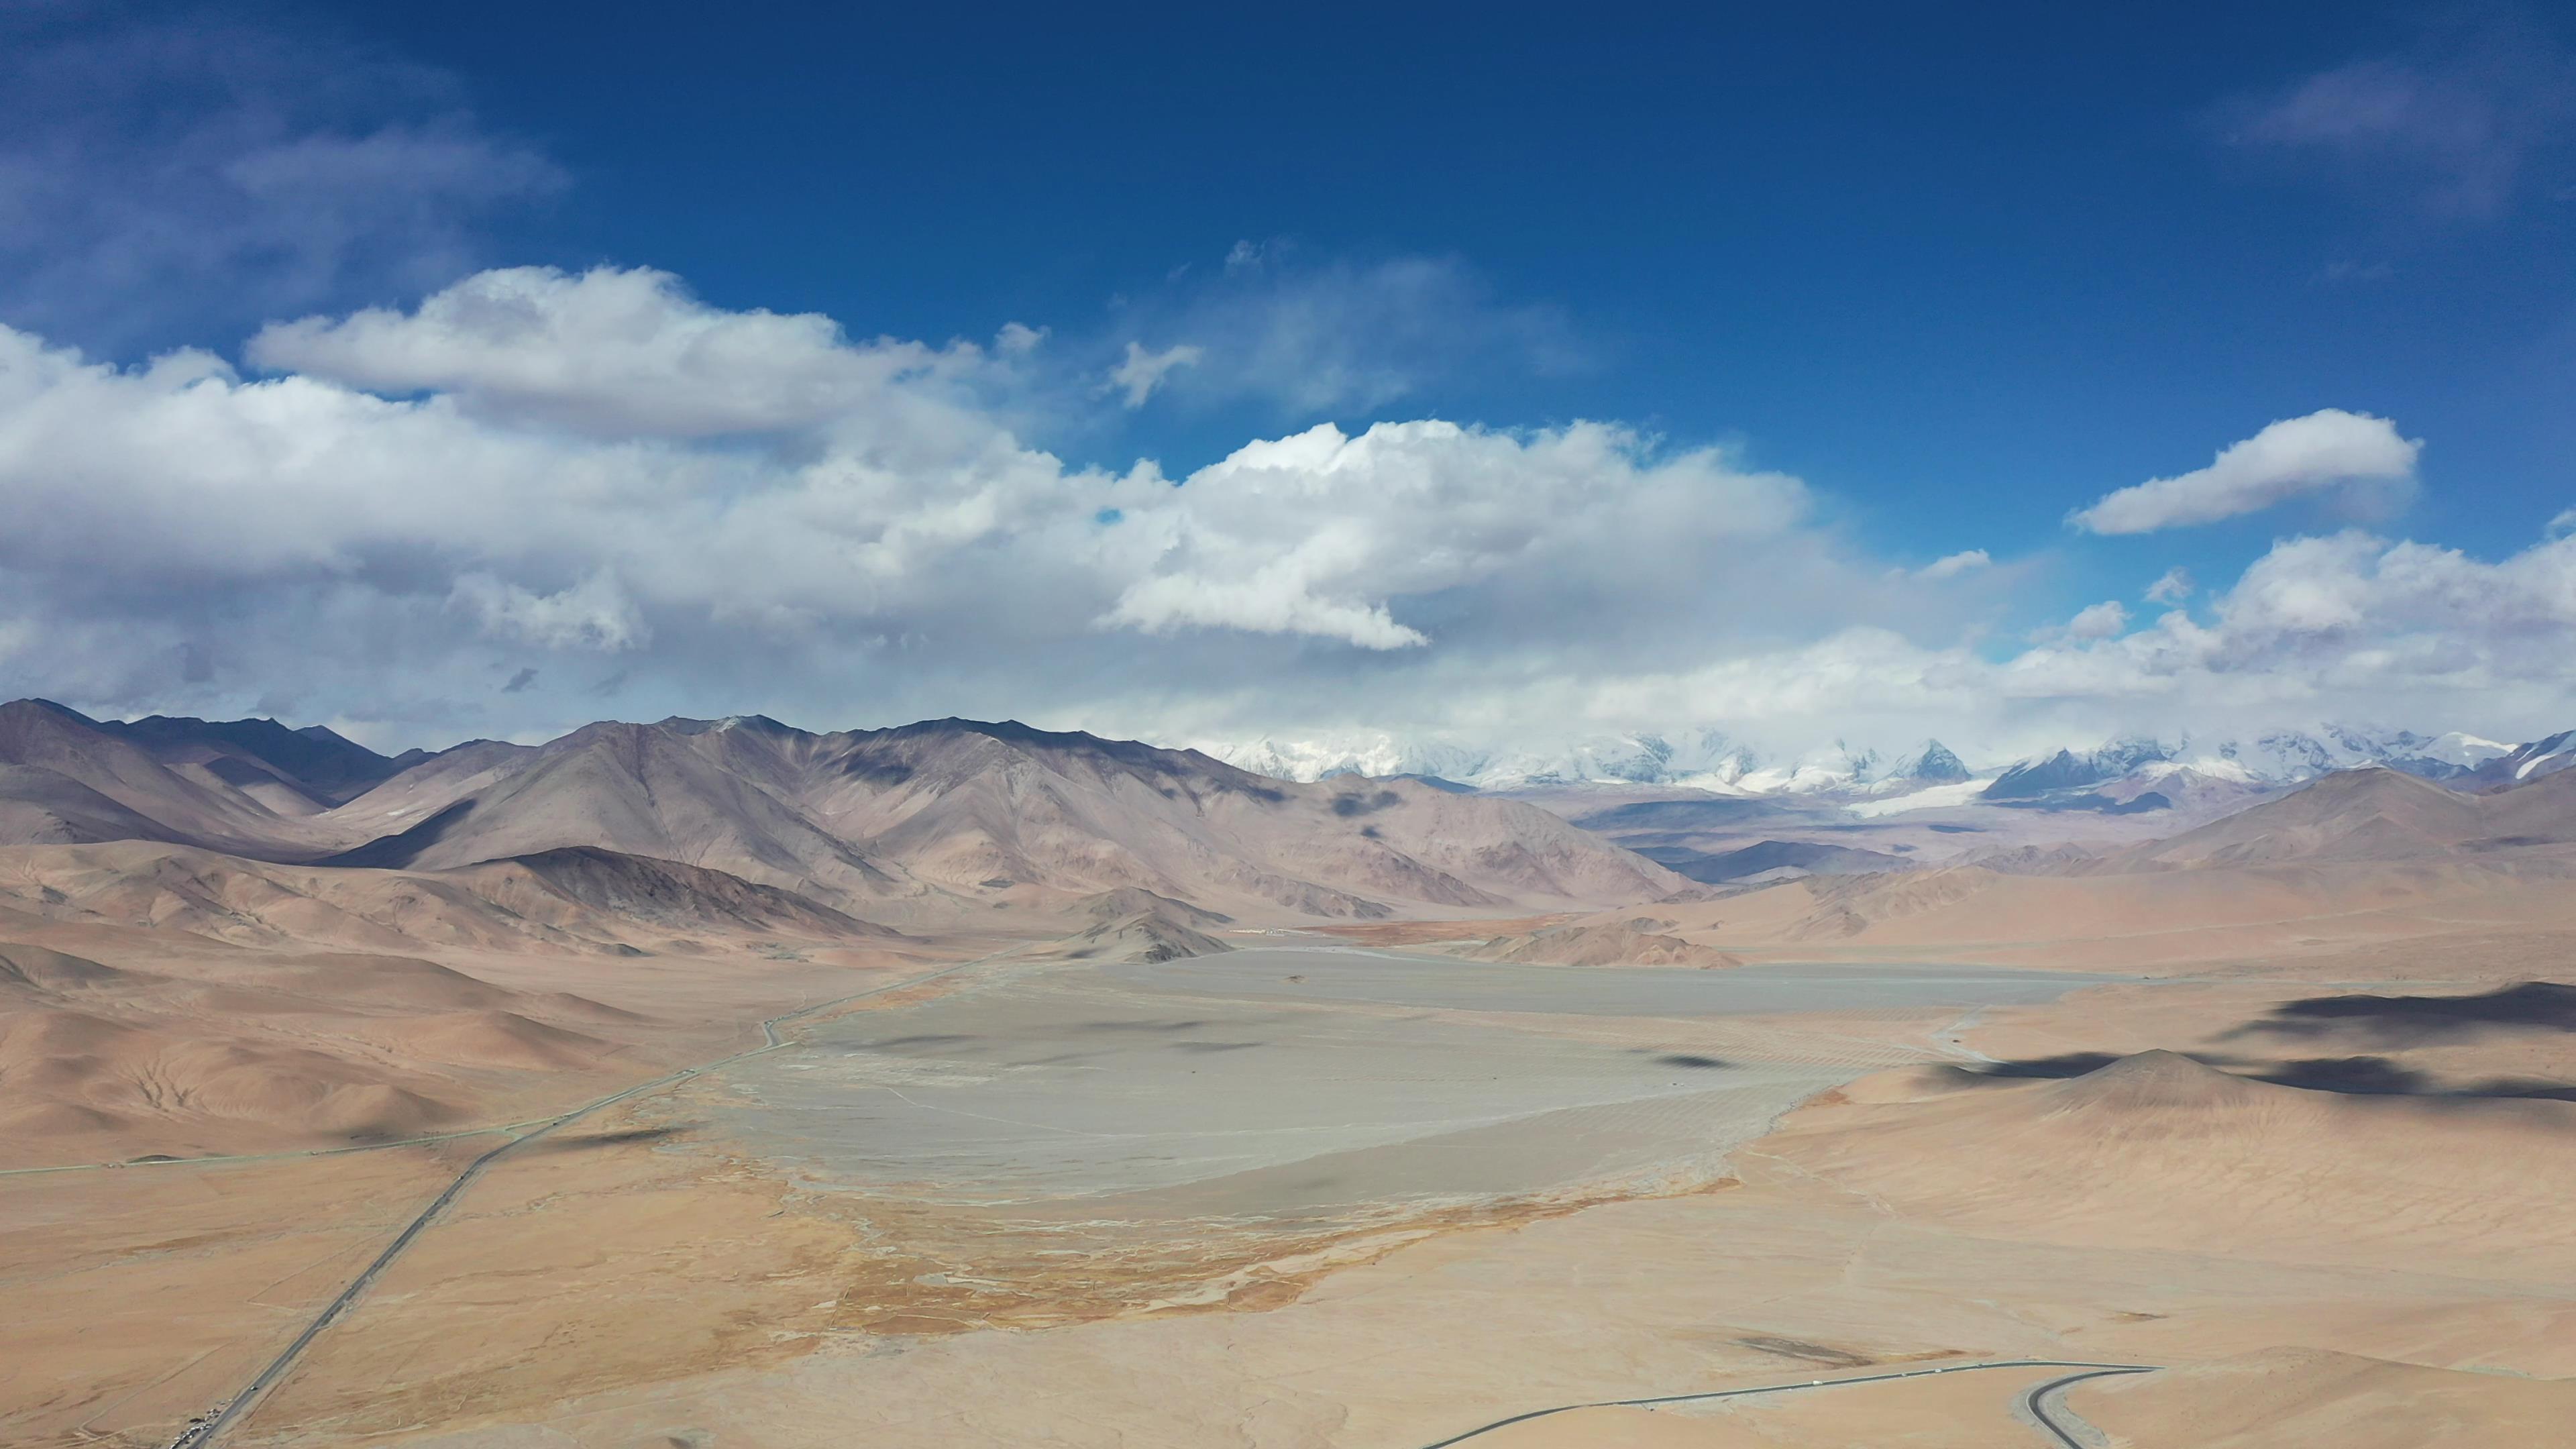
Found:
[2145,566,2194,604]
[2549,508,2576,538]
[3,267,2571,758]
[1918,549,1990,579]
[0,292,1833,732]
[1992,529,2576,727]
[1089,420,1807,649]
[2066,600,2130,639]
[1464,522,2576,758]
[250,266,999,438]
[2070,409,2421,535]
[1104,340,1204,408]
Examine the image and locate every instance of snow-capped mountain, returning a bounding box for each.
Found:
[2213,727,2509,784]
[1201,722,2540,804]
[1208,729,1766,791]
[1982,737,2179,799]
[2471,729,2576,787]
[1886,740,1970,784]
[1207,732,1974,796]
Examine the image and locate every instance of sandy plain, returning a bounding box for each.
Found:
[10,888,2575,1448]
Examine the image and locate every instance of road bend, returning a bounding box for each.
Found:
[1416,1358,2161,1449]
[168,952,998,1449]
[2024,1365,2157,1448]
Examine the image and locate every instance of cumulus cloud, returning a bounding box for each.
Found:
[1491,517,2576,751]
[2070,409,2421,535]
[0,6,561,354]
[1993,529,2576,725]
[250,266,1002,438]
[0,279,1862,737]
[2,265,2569,757]
[1091,420,1809,649]
[2144,567,2194,604]
[2065,600,2130,639]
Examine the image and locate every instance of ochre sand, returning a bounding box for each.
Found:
[9,857,2576,1447]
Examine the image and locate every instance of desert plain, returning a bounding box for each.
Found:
[5,704,2574,1448]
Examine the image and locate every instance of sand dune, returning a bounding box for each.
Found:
[2078,1347,2576,1448]
[0,940,133,994]
[1769,1051,2576,1274]
[1502,847,2576,971]
[364,1009,612,1071]
[0,1004,462,1146]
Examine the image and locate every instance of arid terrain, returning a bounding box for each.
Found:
[5,702,2573,1448]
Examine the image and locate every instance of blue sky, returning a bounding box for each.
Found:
[347,3,2576,561]
[0,1,2571,758]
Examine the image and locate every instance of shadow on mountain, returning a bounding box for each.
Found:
[321,799,476,869]
[2220,981,2576,1047]
[1955,1047,2576,1103]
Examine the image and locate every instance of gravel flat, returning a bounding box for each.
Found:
[700,951,2116,1216]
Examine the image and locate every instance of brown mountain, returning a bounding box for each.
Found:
[321,716,1684,922]
[0,700,345,856]
[84,709,412,809]
[0,704,1685,925]
[2107,764,2576,870]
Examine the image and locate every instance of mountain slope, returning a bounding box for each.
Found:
[2472,729,2576,788]
[316,716,1686,921]
[88,712,407,808]
[0,700,341,855]
[2109,767,2528,870]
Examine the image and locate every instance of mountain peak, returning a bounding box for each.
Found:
[0,698,99,728]
[1892,739,1970,783]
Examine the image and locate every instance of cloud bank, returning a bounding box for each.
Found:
[0,265,2569,760]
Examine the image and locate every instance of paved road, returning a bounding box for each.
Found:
[166,953,997,1449]
[1415,1358,2161,1448]
[2024,1365,2156,1448]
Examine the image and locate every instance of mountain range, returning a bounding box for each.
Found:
[1204,722,2555,803]
[8,696,2573,942]
[0,701,1682,929]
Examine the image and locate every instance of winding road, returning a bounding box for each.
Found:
[1414,1358,2161,1448]
[2024,1365,2157,1447]
[148,950,2160,1449]
[166,953,997,1449]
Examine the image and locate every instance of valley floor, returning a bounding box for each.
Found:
[10,929,2573,1448]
